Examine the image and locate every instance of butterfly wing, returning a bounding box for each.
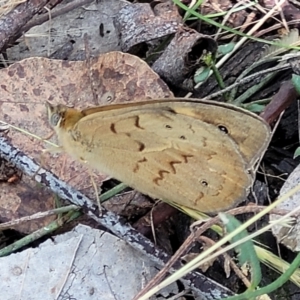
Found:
[66,103,255,213]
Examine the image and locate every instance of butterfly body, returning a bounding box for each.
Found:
[47,99,271,213]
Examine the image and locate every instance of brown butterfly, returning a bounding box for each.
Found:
[46,98,271,213]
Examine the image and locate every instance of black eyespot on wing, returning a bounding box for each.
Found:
[180,135,186,140]
[165,124,172,129]
[218,125,228,134]
[201,180,208,187]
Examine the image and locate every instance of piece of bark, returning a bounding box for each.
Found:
[49,40,75,60]
[113,2,181,53]
[0,0,52,51]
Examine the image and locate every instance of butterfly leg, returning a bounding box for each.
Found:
[77,158,102,216]
[31,146,65,180]
[86,166,102,216]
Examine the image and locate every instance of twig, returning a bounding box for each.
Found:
[201,63,290,101]
[0,0,51,51]
[260,80,298,124]
[0,204,79,230]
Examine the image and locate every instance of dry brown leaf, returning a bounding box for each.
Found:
[0,51,173,226]
[0,175,55,233]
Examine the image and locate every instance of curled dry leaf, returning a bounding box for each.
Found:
[152,27,218,86]
[0,51,173,221]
